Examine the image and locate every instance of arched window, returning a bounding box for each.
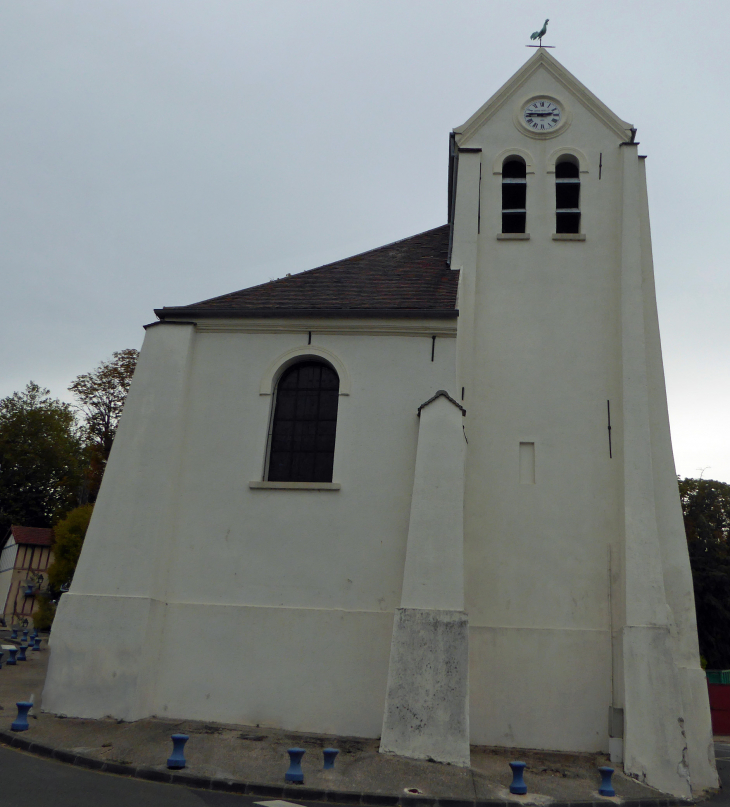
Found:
[555,158,580,234]
[267,361,340,483]
[502,158,527,233]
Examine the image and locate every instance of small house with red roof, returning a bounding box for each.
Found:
[0,525,54,625]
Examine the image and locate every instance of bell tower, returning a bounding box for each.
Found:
[447,49,716,796]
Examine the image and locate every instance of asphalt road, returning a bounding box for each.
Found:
[2,742,730,806]
[0,745,317,807]
[709,742,730,806]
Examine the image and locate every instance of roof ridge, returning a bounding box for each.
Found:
[311,223,450,269]
[156,224,456,319]
[162,224,450,311]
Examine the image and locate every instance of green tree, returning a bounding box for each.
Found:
[0,382,84,536]
[47,504,94,591]
[33,593,56,632]
[679,476,730,668]
[69,348,138,500]
[35,503,94,629]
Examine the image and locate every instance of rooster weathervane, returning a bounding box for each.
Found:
[527,19,555,48]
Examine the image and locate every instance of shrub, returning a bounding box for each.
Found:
[48,504,94,592]
[33,595,56,631]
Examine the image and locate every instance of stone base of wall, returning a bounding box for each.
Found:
[380,607,470,767]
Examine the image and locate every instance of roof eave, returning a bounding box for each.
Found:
[154,307,459,321]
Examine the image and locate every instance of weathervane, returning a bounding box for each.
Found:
[527,19,555,48]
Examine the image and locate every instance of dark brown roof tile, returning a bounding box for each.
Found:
[156,225,457,319]
[10,526,54,547]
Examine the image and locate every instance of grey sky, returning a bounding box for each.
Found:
[2,1,728,482]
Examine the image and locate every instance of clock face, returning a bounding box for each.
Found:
[523,99,562,132]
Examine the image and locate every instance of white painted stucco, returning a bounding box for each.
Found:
[44,50,716,796]
[399,392,466,613]
[44,316,457,736]
[380,392,470,766]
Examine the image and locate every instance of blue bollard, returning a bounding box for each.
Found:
[167,734,189,769]
[17,644,28,662]
[285,747,306,783]
[11,702,32,732]
[7,647,18,665]
[32,636,41,651]
[21,630,28,643]
[509,761,528,794]
[10,628,17,640]
[598,766,615,797]
[323,748,339,769]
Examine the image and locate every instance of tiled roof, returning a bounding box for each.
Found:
[156,225,458,319]
[10,526,54,547]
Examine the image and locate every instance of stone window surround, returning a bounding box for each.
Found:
[249,481,341,490]
[493,147,589,241]
[496,233,586,240]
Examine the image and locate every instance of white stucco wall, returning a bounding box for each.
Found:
[400,393,466,612]
[44,316,458,735]
[454,60,625,755]
[164,321,456,616]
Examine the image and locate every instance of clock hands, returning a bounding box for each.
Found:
[523,100,562,130]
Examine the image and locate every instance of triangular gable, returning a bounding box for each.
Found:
[454,49,633,145]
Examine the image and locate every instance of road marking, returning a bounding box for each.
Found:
[255,801,306,807]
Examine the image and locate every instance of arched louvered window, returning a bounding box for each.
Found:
[555,158,581,234]
[267,361,340,483]
[502,158,527,234]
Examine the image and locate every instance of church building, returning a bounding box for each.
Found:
[43,50,717,797]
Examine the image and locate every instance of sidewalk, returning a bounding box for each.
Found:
[0,632,691,805]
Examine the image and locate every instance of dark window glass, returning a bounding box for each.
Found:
[502,159,527,234]
[555,161,579,179]
[502,183,526,210]
[556,212,581,233]
[502,160,527,179]
[556,183,580,209]
[555,159,581,234]
[502,212,526,233]
[268,361,340,483]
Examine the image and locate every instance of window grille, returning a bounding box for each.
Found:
[555,159,581,234]
[502,159,527,233]
[268,361,339,483]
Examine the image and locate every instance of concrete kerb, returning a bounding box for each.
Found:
[1,631,695,805]
[0,728,694,807]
